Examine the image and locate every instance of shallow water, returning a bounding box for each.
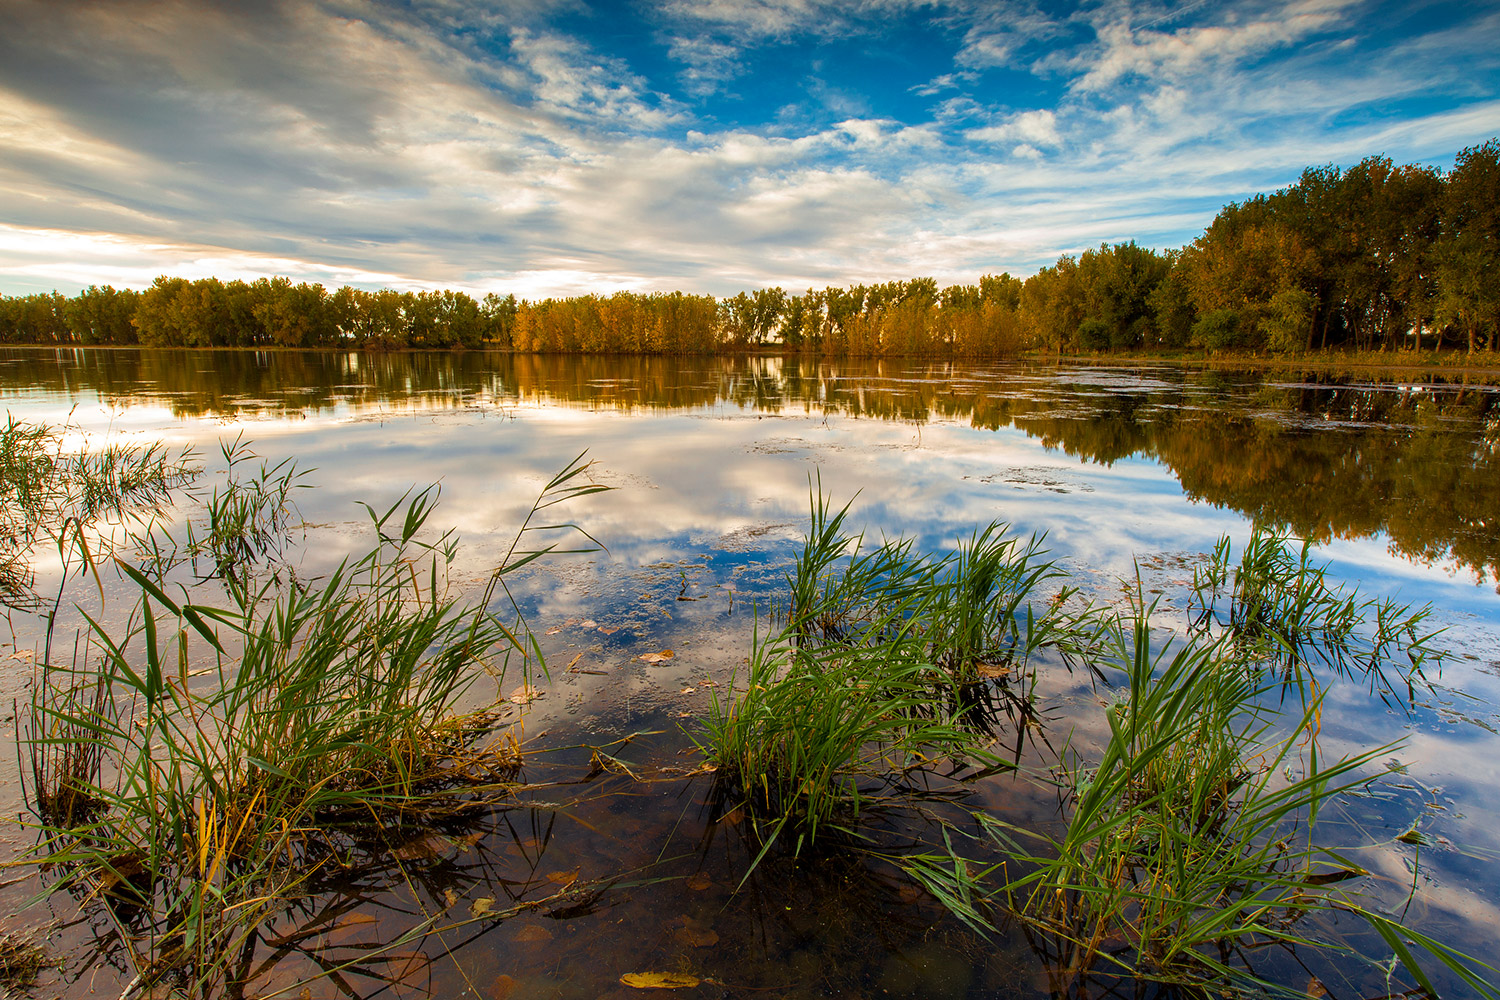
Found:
[2,348,1498,999]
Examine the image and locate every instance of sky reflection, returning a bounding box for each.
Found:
[5,350,1500,991]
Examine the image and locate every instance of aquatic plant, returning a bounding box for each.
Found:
[0,415,194,609]
[698,489,1097,865]
[697,606,987,866]
[1189,524,1445,702]
[700,500,1499,999]
[22,454,607,998]
[985,615,1369,986]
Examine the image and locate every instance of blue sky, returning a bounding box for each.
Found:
[1,0,1496,299]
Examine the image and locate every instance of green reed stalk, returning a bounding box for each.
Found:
[22,452,607,998]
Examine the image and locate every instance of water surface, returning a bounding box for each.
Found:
[2,348,1498,1000]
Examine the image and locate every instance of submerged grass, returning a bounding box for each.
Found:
[21,452,608,998]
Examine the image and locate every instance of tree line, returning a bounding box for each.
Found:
[2,139,1495,356]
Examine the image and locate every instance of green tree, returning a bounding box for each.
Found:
[1436,140,1500,352]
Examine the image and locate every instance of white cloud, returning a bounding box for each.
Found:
[967,109,1062,148]
[666,35,743,95]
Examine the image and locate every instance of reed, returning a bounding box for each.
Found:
[987,616,1367,986]
[697,489,1097,866]
[0,416,194,608]
[700,500,1497,998]
[22,453,607,998]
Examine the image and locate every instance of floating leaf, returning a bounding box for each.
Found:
[546,867,581,885]
[639,650,675,664]
[472,897,495,916]
[620,972,700,989]
[685,873,713,891]
[545,626,564,636]
[975,663,1010,680]
[680,686,696,694]
[509,684,541,704]
[598,625,620,635]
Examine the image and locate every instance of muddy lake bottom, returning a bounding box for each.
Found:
[1,348,1499,999]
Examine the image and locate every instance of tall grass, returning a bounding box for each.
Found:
[987,614,1382,990]
[22,453,607,998]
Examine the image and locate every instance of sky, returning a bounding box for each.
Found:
[0,0,1497,300]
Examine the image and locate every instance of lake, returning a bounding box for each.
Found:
[2,347,1498,1000]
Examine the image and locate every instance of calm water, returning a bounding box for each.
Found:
[2,348,1498,1000]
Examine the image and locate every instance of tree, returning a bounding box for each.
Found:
[1436,140,1500,352]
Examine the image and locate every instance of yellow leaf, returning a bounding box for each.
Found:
[471,897,495,916]
[620,972,700,989]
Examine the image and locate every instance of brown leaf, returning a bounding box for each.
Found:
[639,649,675,664]
[619,972,700,989]
[545,626,563,636]
[598,625,620,635]
[491,973,517,1000]
[509,684,541,705]
[673,925,719,948]
[545,867,581,886]
[514,924,553,944]
[975,663,1010,680]
[386,952,430,982]
[1306,977,1328,999]
[472,897,496,916]
[391,833,448,861]
[685,873,713,891]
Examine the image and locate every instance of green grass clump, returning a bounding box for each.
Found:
[698,488,1096,864]
[1190,524,1445,702]
[23,454,607,998]
[698,499,1498,999]
[0,415,194,609]
[991,615,1380,989]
